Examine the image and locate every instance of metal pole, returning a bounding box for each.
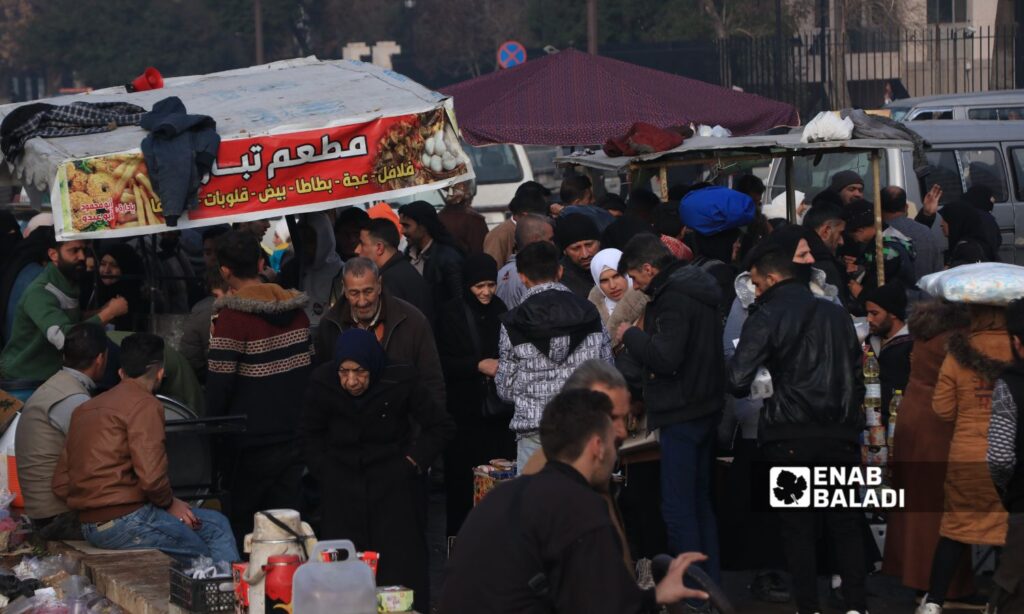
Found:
[775,0,783,101]
[658,166,669,202]
[587,0,598,55]
[785,155,796,222]
[254,0,265,65]
[871,150,885,287]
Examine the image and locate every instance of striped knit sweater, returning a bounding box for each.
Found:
[205,283,313,446]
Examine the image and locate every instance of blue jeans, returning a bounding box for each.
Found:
[516,432,542,472]
[660,414,721,584]
[82,504,239,563]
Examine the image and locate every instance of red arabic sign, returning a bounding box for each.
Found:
[54,107,471,239]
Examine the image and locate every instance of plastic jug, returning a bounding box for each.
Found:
[292,540,377,614]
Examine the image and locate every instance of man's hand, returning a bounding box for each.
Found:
[99,296,129,323]
[477,359,499,378]
[654,553,710,605]
[168,497,198,529]
[923,184,942,216]
[549,203,564,217]
[848,279,863,298]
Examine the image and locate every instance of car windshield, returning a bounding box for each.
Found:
[767,151,887,203]
[464,144,523,185]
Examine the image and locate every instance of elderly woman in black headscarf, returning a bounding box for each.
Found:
[434,253,516,536]
[91,243,146,331]
[302,328,453,612]
[941,200,998,267]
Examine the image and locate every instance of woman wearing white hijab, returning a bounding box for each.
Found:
[587,248,649,347]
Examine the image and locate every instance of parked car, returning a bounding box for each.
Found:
[885,90,1024,122]
[767,120,1024,264]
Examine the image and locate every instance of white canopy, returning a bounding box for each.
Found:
[0,56,449,193]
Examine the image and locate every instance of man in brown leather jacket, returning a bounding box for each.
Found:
[53,333,238,562]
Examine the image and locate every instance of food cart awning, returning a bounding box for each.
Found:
[554,133,915,173]
[0,56,474,240]
[440,48,800,146]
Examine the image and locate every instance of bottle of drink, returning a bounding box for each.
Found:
[864,352,881,408]
[864,351,882,428]
[887,389,902,449]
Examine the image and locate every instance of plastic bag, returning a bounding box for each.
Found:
[918,262,1024,306]
[801,111,854,143]
[696,124,732,138]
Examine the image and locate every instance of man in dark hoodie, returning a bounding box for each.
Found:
[726,244,867,614]
[617,233,724,589]
[495,241,613,469]
[205,230,314,543]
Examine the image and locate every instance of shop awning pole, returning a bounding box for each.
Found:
[871,150,885,287]
[785,155,796,222]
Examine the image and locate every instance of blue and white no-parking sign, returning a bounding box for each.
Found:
[497,40,526,69]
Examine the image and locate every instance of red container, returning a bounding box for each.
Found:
[232,562,249,613]
[263,555,301,613]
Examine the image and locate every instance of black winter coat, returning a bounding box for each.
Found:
[302,361,454,475]
[560,257,595,299]
[621,260,724,428]
[435,295,506,421]
[806,233,854,310]
[438,461,658,614]
[380,252,435,324]
[409,242,464,315]
[727,279,865,443]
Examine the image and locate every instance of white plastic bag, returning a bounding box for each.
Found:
[696,124,732,138]
[919,263,1024,306]
[801,111,854,143]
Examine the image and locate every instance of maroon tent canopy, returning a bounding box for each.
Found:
[442,48,799,146]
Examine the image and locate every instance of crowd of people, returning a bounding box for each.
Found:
[0,165,1021,613]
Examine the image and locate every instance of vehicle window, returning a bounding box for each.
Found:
[923,150,964,205]
[767,151,887,203]
[960,148,1008,201]
[464,144,524,185]
[909,108,954,120]
[1011,149,1024,201]
[967,107,1024,120]
[923,148,1008,204]
[888,107,910,122]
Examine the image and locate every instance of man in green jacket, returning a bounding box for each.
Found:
[0,238,128,383]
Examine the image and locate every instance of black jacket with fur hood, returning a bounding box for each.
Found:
[205,283,313,446]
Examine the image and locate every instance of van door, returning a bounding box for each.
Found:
[1004,145,1024,264]
[922,145,1015,263]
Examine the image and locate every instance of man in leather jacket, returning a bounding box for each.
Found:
[726,246,867,614]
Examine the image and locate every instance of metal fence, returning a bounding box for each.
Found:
[716,25,1019,119]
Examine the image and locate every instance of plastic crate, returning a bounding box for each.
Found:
[169,562,235,613]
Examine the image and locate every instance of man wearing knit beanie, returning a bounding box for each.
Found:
[829,170,865,206]
[555,214,602,298]
[862,282,912,417]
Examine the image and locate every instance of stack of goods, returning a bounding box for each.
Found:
[860,350,887,470]
[472,459,516,506]
[2,555,123,612]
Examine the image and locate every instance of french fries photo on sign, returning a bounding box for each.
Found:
[60,154,164,233]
